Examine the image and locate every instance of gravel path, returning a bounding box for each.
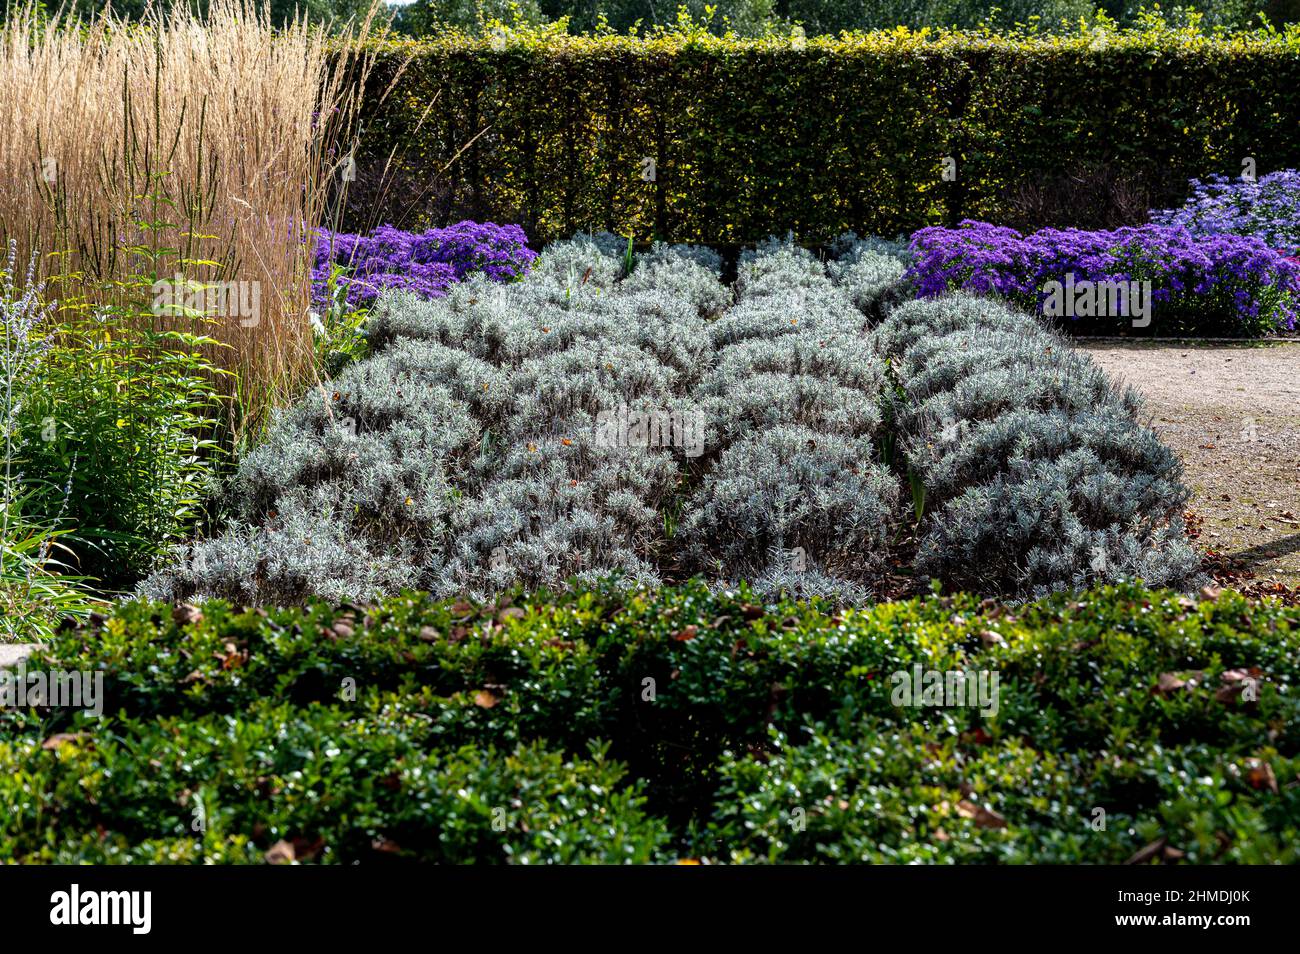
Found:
[0,644,37,667]
[1079,340,1300,586]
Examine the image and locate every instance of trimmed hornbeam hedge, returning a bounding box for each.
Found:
[349,26,1300,244]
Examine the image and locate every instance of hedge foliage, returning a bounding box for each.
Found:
[351,24,1300,244]
[3,582,1297,863]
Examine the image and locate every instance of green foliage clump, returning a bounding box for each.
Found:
[0,242,95,638]
[2,582,1296,863]
[18,317,225,589]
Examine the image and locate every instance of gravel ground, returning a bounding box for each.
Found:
[1079,340,1300,587]
[0,644,36,666]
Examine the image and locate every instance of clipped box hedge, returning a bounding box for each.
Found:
[2,582,1297,863]
[350,27,1300,244]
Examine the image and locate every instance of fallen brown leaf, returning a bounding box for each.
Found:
[172,604,203,627]
[1245,759,1279,794]
[264,840,295,865]
[1153,670,1205,696]
[956,799,1007,829]
[1126,837,1186,865]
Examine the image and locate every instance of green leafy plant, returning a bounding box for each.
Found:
[907,465,926,523]
[310,261,372,377]
[0,241,95,638]
[20,159,228,587]
[3,581,1297,863]
[622,234,636,277]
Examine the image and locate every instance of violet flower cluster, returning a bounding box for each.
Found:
[1150,170,1300,256]
[906,220,1300,335]
[312,221,538,309]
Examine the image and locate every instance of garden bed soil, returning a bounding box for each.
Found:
[1079,340,1300,596]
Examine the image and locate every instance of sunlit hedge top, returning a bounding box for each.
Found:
[353,13,1300,54]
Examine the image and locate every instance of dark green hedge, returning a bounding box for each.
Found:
[348,27,1300,243]
[2,582,1298,863]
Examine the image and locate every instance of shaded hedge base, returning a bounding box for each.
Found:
[2,582,1297,863]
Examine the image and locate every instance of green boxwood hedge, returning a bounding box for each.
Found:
[351,25,1300,244]
[2,582,1297,863]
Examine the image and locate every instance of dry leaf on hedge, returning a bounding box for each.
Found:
[1245,759,1278,794]
[264,840,295,865]
[956,800,1006,829]
[1125,837,1185,865]
[172,604,203,627]
[1153,671,1204,695]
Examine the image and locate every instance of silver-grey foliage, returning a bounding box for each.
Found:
[143,235,724,605]
[144,237,1200,609]
[826,232,912,322]
[828,231,911,265]
[622,241,731,318]
[680,238,898,603]
[874,293,1200,598]
[830,253,910,322]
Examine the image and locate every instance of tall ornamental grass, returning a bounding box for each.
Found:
[0,0,380,436]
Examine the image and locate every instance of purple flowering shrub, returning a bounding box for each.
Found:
[1150,170,1300,257]
[907,221,1300,336]
[311,221,537,310]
